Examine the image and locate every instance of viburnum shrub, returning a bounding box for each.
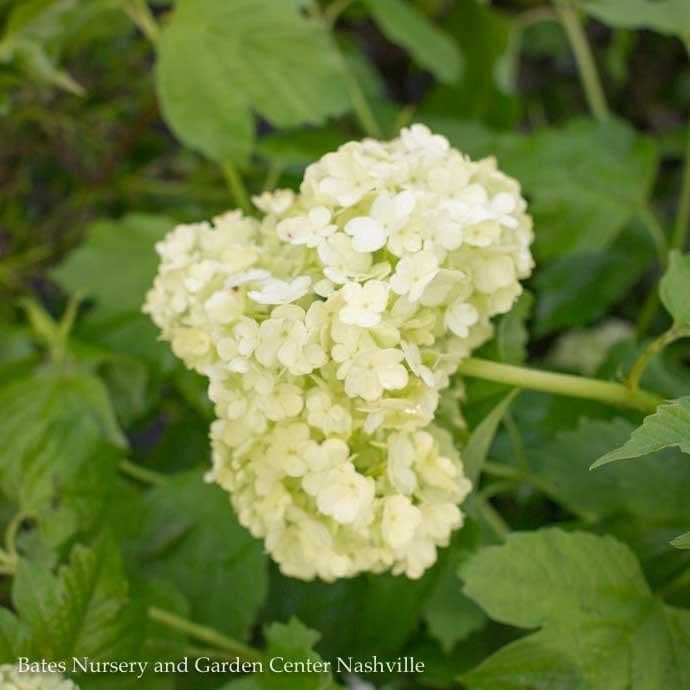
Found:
[145,124,534,580]
[0,666,78,690]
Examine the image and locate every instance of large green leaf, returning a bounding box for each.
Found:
[462,529,690,690]
[0,371,124,547]
[363,0,461,83]
[580,0,690,42]
[156,0,350,162]
[660,251,690,326]
[592,397,690,467]
[51,213,173,318]
[13,538,141,660]
[534,418,690,525]
[129,471,267,640]
[497,119,658,261]
[463,631,587,690]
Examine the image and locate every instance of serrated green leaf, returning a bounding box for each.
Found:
[660,251,690,326]
[0,371,124,547]
[261,619,333,690]
[130,470,267,641]
[156,0,350,162]
[51,213,173,318]
[579,0,690,42]
[462,529,690,690]
[464,390,518,484]
[592,396,690,467]
[13,538,141,660]
[363,0,461,83]
[463,631,587,690]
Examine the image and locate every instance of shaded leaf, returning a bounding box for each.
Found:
[130,471,267,641]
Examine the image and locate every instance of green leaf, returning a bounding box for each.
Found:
[672,531,690,549]
[129,470,267,641]
[428,117,658,264]
[499,119,658,261]
[264,568,437,659]
[51,213,174,318]
[261,619,335,690]
[0,371,124,547]
[363,0,461,83]
[423,524,486,653]
[462,529,690,690]
[463,390,518,484]
[223,619,336,690]
[156,0,350,162]
[533,225,652,335]
[0,610,22,663]
[533,418,690,527]
[463,631,587,690]
[420,0,518,128]
[580,0,690,42]
[592,396,690,467]
[660,251,690,326]
[13,538,141,660]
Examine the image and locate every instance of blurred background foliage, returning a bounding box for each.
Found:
[1,1,690,689]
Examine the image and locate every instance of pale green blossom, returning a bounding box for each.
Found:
[145,124,534,580]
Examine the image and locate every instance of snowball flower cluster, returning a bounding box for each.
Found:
[0,666,78,690]
[144,125,534,580]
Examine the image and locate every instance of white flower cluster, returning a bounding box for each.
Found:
[144,125,533,580]
[0,667,78,690]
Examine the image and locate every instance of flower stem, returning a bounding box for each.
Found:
[627,325,690,392]
[148,607,264,663]
[119,460,167,487]
[122,0,159,43]
[457,357,663,413]
[474,497,509,541]
[639,206,669,269]
[556,1,609,122]
[671,123,690,252]
[221,161,252,215]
